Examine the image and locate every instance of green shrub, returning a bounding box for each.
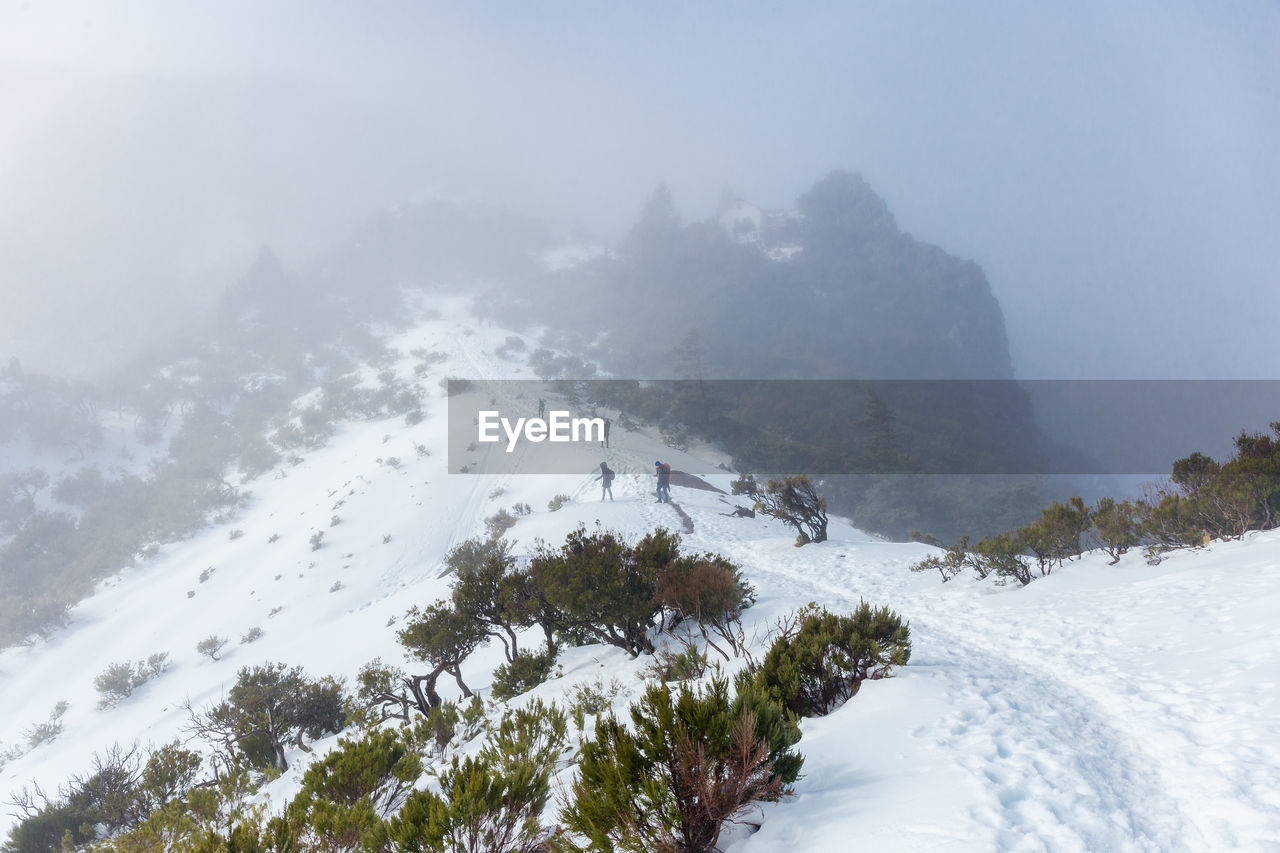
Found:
[908,536,968,581]
[94,654,169,709]
[484,508,517,539]
[283,728,422,851]
[490,645,559,701]
[189,663,345,772]
[525,524,664,656]
[642,645,709,682]
[379,702,566,853]
[567,677,624,733]
[561,678,802,853]
[750,602,910,717]
[447,537,532,664]
[196,635,228,660]
[1091,497,1142,563]
[971,532,1032,585]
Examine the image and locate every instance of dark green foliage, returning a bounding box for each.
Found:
[750,602,910,718]
[237,440,282,481]
[970,532,1032,586]
[193,663,345,772]
[1018,496,1091,573]
[561,678,802,853]
[526,525,665,656]
[754,474,828,545]
[283,728,422,851]
[447,537,531,663]
[51,467,107,507]
[2,742,202,853]
[381,702,567,853]
[490,645,558,701]
[1091,497,1141,564]
[397,602,488,711]
[2,801,94,853]
[908,536,968,581]
[353,658,411,724]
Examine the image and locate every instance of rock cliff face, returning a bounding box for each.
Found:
[519,171,1015,384]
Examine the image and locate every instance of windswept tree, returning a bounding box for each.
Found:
[397,601,488,711]
[447,537,532,663]
[187,663,345,772]
[754,474,829,544]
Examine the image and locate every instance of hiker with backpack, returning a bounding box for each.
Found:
[654,460,671,503]
[602,418,611,448]
[597,461,615,501]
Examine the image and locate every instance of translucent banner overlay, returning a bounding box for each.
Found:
[446,379,1280,476]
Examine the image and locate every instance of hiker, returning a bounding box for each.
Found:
[597,461,615,502]
[602,418,611,448]
[654,460,671,503]
[537,398,546,419]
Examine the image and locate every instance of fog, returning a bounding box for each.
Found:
[2,0,1278,379]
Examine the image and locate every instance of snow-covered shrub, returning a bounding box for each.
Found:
[490,645,559,701]
[196,635,229,660]
[748,602,909,718]
[908,537,968,581]
[384,701,565,852]
[484,508,517,539]
[22,702,68,749]
[94,654,170,709]
[279,728,422,850]
[566,677,624,732]
[547,493,570,512]
[5,741,203,851]
[240,626,264,644]
[642,645,709,682]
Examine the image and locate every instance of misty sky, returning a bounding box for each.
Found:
[2,1,1277,379]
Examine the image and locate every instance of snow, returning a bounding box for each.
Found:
[3,302,1280,850]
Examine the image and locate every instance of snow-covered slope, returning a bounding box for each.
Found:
[3,303,1279,851]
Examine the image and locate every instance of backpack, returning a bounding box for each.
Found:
[660,463,672,479]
